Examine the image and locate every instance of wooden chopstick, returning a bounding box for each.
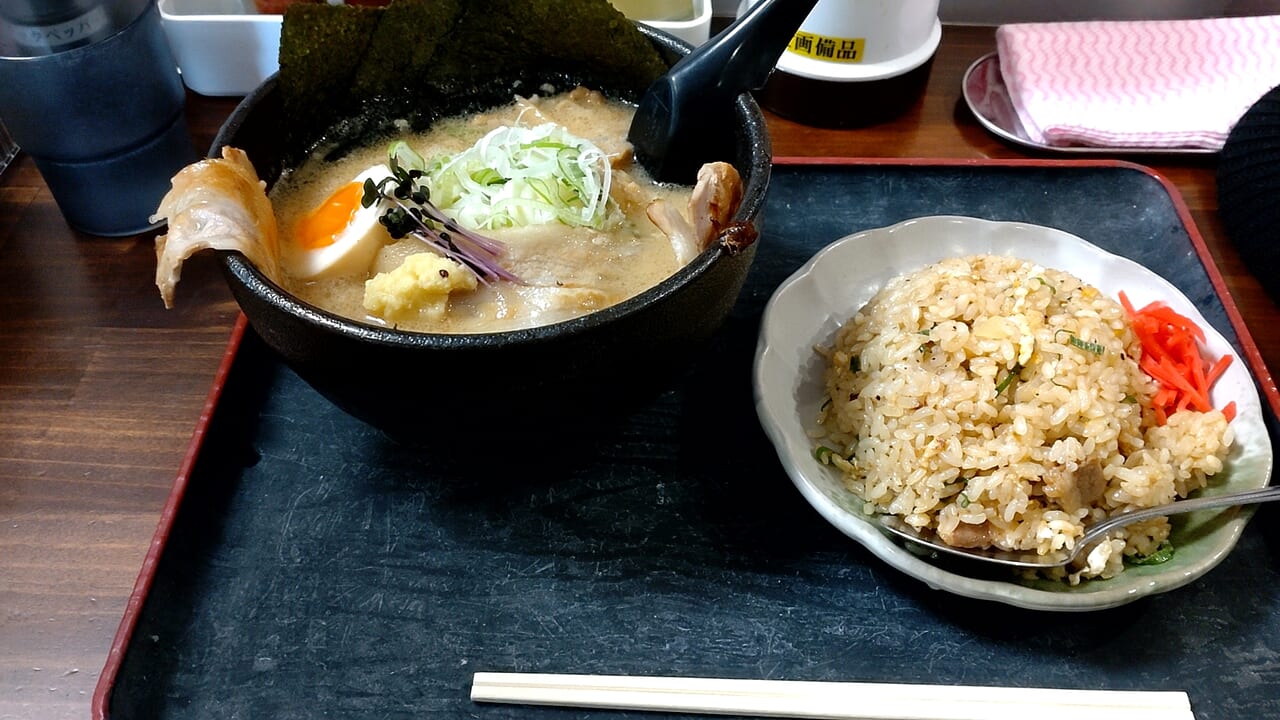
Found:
[471,672,1195,720]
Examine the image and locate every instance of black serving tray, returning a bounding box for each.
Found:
[96,160,1280,720]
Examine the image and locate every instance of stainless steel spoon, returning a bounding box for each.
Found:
[877,484,1280,568]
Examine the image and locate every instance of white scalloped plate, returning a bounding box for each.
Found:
[753,215,1272,611]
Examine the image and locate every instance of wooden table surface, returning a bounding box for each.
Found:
[1,24,1276,720]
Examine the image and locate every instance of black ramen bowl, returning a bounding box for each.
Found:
[210,25,770,440]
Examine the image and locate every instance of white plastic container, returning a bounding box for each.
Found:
[778,0,939,81]
[624,0,713,46]
[740,0,942,128]
[158,0,281,96]
[741,0,939,82]
[159,0,712,98]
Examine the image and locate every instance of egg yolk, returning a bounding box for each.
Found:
[295,181,365,249]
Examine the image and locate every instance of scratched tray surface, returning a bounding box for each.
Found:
[108,163,1280,720]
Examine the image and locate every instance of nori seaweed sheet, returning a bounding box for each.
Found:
[277,0,669,159]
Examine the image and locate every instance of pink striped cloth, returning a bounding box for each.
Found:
[995,16,1280,150]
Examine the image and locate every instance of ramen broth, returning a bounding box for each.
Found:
[270,89,696,333]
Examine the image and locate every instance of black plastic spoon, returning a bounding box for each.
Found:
[628,0,820,183]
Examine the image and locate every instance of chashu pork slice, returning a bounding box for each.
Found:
[645,161,744,266]
[152,147,282,309]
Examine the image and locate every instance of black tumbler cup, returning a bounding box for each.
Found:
[0,0,198,236]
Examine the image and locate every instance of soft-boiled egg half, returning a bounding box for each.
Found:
[285,164,395,280]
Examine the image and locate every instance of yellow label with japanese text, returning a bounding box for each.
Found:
[786,31,866,64]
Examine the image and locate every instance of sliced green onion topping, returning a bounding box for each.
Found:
[995,364,1023,395]
[1128,541,1175,566]
[425,122,617,231]
[388,140,426,173]
[1068,335,1106,355]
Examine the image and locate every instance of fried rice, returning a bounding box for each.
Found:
[815,255,1233,582]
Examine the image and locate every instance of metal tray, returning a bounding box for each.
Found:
[94,160,1280,720]
[962,52,1217,156]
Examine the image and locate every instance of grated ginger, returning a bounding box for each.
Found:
[363,253,476,323]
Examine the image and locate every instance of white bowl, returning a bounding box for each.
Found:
[753,215,1273,612]
[159,0,282,96]
[639,0,713,47]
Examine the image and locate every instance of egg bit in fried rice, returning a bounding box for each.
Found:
[813,254,1236,584]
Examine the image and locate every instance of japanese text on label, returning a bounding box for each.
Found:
[786,31,866,63]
